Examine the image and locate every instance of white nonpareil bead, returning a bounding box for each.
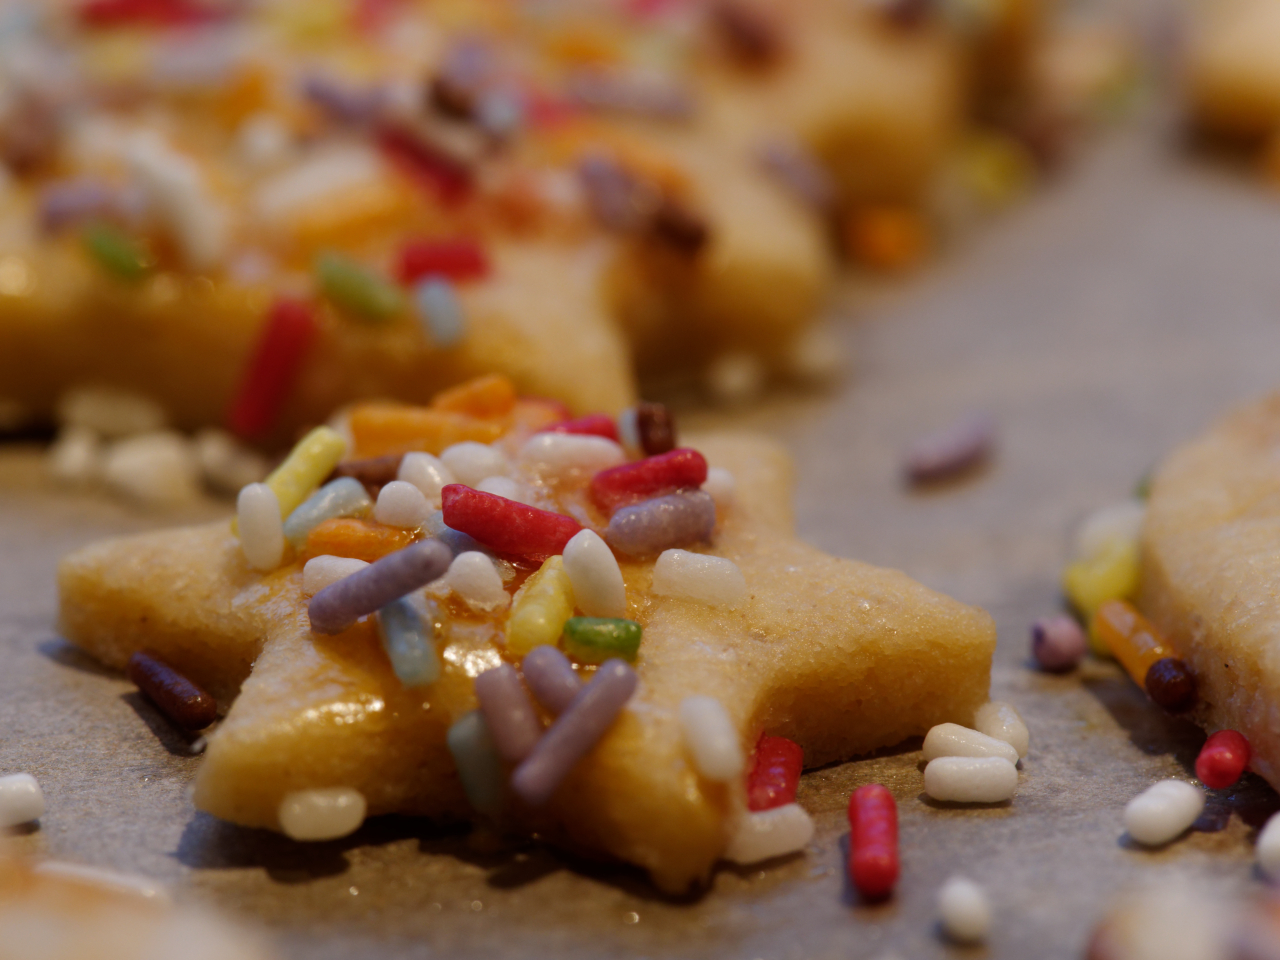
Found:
[1124,780,1204,847]
[302,555,369,597]
[679,696,743,782]
[974,701,1029,759]
[34,861,171,905]
[922,723,1019,765]
[517,433,624,480]
[705,351,765,406]
[278,787,367,841]
[651,549,747,608]
[0,773,44,827]
[446,551,509,611]
[374,480,432,529]
[562,529,626,618]
[49,426,102,486]
[476,475,532,504]
[127,133,229,270]
[103,432,202,505]
[237,483,284,571]
[1075,499,1146,560]
[923,756,1018,803]
[236,111,293,169]
[441,442,509,488]
[702,466,736,507]
[723,803,814,864]
[938,875,991,944]
[398,452,454,504]
[1257,812,1280,879]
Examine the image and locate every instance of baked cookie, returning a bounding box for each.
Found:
[58,377,996,893]
[1185,0,1280,143]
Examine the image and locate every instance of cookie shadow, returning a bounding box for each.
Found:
[120,691,203,758]
[37,636,119,679]
[1081,674,1204,771]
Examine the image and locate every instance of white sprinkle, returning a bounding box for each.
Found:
[398,452,455,504]
[1257,812,1280,879]
[678,695,743,782]
[0,773,44,827]
[702,466,736,508]
[237,483,284,571]
[56,386,167,438]
[34,861,171,905]
[374,480,432,529]
[446,551,509,611]
[517,433,625,481]
[254,145,385,227]
[476,475,532,505]
[723,803,814,864]
[194,428,268,494]
[278,787,366,841]
[1124,780,1204,846]
[938,875,990,945]
[705,352,765,406]
[974,701,1029,759]
[923,756,1018,803]
[103,432,202,505]
[922,723,1020,765]
[651,549,747,608]
[236,111,293,170]
[1075,499,1146,560]
[127,133,229,270]
[562,529,627,618]
[441,442,510,488]
[48,426,102,485]
[302,555,369,597]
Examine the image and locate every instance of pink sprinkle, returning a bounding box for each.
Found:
[903,412,995,484]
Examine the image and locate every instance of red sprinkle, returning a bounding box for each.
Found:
[377,126,472,205]
[127,649,218,732]
[79,0,219,26]
[1195,729,1251,790]
[589,447,707,513]
[541,413,620,443]
[747,735,803,811]
[397,237,489,285]
[441,484,582,562]
[848,784,899,902]
[226,297,317,441]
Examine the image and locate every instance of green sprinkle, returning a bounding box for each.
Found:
[561,616,642,664]
[1133,468,1152,501]
[315,251,403,322]
[81,222,154,281]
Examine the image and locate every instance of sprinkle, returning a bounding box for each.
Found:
[705,352,765,405]
[414,277,467,348]
[474,664,543,763]
[922,723,1019,764]
[562,529,627,618]
[125,135,228,270]
[702,466,736,508]
[1030,615,1087,672]
[397,237,489,284]
[747,735,803,811]
[848,784,898,900]
[308,540,451,635]
[127,649,218,731]
[433,375,517,418]
[679,695,743,781]
[303,555,369,596]
[1075,500,1146,561]
[562,617,642,664]
[374,480,433,529]
[441,484,583,562]
[237,482,285,571]
[634,403,675,455]
[1064,538,1139,631]
[518,432,625,481]
[577,155,659,232]
[476,475,531,504]
[712,0,783,66]
[264,425,349,520]
[447,711,505,818]
[651,548,746,608]
[506,556,575,657]
[102,431,201,505]
[540,413,620,442]
[903,411,996,484]
[923,756,1018,803]
[301,73,386,126]
[445,551,509,611]
[49,427,101,486]
[756,139,836,212]
[476,89,524,137]
[974,701,1030,759]
[617,407,642,456]
[511,659,637,806]
[377,124,472,204]
[565,68,693,120]
[1196,730,1250,790]
[39,177,118,233]
[845,206,929,273]
[723,804,814,864]
[650,197,710,255]
[81,221,153,280]
[254,146,386,224]
[1257,812,1280,880]
[226,297,318,441]
[589,448,708,514]
[349,403,503,458]
[606,492,717,558]
[938,876,991,945]
[315,251,403,323]
[278,787,367,841]
[1124,780,1204,846]
[332,453,405,497]
[376,597,439,687]
[1093,600,1197,712]
[424,509,491,558]
[302,517,414,563]
[521,646,581,715]
[284,477,372,549]
[33,862,170,905]
[0,773,44,828]
[440,442,509,487]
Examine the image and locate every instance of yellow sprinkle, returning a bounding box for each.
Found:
[267,426,349,518]
[506,557,574,657]
[1063,537,1139,643]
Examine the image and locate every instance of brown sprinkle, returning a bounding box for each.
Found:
[1144,657,1197,713]
[636,402,676,456]
[127,650,218,732]
[880,0,933,29]
[712,1,783,67]
[430,74,475,120]
[329,453,405,498]
[650,198,710,255]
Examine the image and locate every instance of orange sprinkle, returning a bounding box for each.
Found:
[432,374,517,419]
[846,206,930,273]
[301,518,415,563]
[349,402,505,457]
[511,397,572,433]
[1092,600,1176,689]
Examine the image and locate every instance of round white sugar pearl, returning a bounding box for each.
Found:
[34,861,171,904]
[1124,780,1204,846]
[678,695,743,782]
[103,432,201,505]
[702,466,736,507]
[517,433,624,480]
[302,555,369,597]
[476,475,531,504]
[974,701,1029,759]
[562,529,626,618]
[278,787,367,841]
[57,386,167,438]
[441,442,509,488]
[723,803,814,864]
[237,482,284,571]
[922,723,1019,764]
[446,551,509,611]
[49,426,102,485]
[374,480,431,528]
[195,428,268,494]
[1075,499,1146,560]
[0,773,44,827]
[398,452,454,504]
[938,875,991,944]
[651,549,747,608]
[1257,812,1280,879]
[923,756,1018,803]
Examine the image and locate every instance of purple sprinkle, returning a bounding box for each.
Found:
[39,178,117,233]
[308,540,451,635]
[903,411,996,484]
[511,659,637,807]
[605,489,716,558]
[1032,615,1087,672]
[756,139,836,212]
[301,73,387,126]
[474,663,542,763]
[521,646,581,715]
[566,69,693,121]
[577,154,660,233]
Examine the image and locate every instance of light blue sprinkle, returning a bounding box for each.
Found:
[414,277,466,349]
[476,90,524,138]
[283,477,372,550]
[376,597,439,687]
[424,509,488,557]
[447,710,504,818]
